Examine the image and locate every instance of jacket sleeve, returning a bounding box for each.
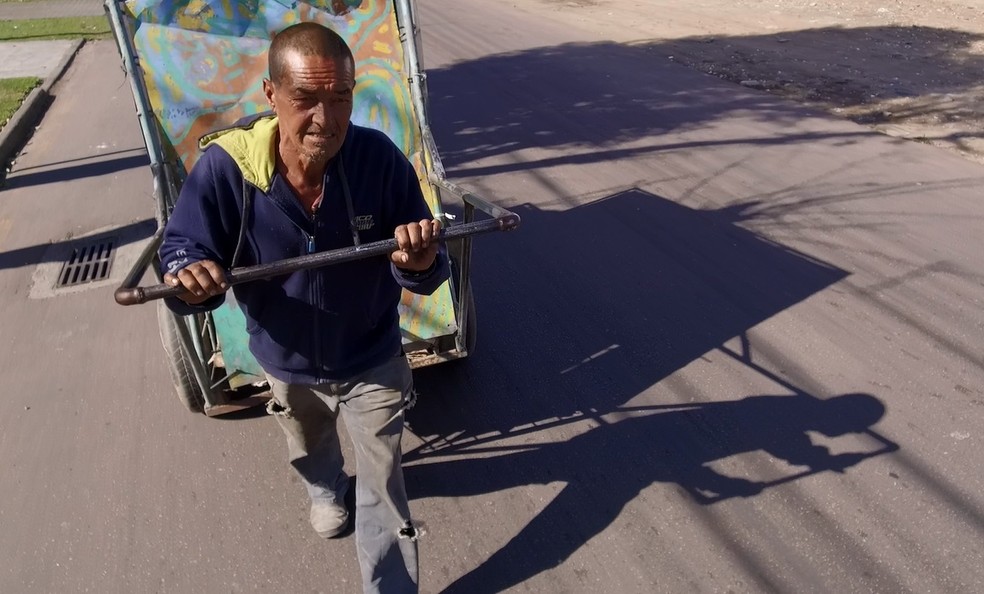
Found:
[386,149,451,296]
[158,148,241,315]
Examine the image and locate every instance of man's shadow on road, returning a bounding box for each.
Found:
[407,390,891,593]
[403,189,897,592]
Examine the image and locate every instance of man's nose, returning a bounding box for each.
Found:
[311,101,329,127]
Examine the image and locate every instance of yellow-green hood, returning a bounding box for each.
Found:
[199,115,279,193]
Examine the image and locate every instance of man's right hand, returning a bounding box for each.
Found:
[163,260,230,305]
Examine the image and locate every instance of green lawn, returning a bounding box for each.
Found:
[0,76,39,128]
[0,16,110,41]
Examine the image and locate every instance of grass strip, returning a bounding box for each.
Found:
[0,16,110,41]
[0,76,40,130]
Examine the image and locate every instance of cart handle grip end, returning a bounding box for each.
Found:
[115,214,520,306]
[115,286,149,306]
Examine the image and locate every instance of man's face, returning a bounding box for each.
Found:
[264,51,355,167]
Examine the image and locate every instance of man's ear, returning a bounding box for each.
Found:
[262,78,276,110]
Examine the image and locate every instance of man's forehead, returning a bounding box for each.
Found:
[279,53,355,87]
[282,78,356,92]
[283,50,353,71]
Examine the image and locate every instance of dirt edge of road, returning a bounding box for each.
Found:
[534,0,984,164]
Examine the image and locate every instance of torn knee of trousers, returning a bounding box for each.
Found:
[398,520,426,542]
[265,399,293,418]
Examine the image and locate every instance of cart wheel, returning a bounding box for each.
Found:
[157,301,206,413]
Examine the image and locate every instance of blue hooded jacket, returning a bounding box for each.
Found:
[159,114,449,383]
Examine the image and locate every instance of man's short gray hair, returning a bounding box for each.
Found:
[269,22,354,84]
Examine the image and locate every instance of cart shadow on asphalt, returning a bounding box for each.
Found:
[404,189,898,593]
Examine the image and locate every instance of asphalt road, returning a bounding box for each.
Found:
[1,1,982,593]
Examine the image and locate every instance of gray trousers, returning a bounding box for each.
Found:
[266,355,418,594]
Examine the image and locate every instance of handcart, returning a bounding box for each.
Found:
[107,0,520,416]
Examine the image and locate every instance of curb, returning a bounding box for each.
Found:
[0,38,86,179]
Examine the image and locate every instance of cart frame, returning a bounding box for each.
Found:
[106,0,520,415]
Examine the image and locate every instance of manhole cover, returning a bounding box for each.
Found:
[57,237,117,288]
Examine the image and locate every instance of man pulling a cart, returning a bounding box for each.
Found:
[159,21,447,594]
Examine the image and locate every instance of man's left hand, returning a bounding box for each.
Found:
[391,218,442,272]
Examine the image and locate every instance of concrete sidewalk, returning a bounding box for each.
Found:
[0,0,108,174]
[0,39,82,79]
[0,0,104,78]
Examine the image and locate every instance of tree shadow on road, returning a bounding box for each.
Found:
[426,26,984,175]
[404,189,897,592]
[427,39,844,176]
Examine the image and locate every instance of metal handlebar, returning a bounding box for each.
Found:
[114,214,520,306]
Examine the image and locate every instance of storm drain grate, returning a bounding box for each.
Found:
[57,237,117,288]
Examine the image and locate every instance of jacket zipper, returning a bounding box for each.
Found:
[308,213,322,382]
[311,268,323,383]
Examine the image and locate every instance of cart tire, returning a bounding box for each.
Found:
[157,302,206,413]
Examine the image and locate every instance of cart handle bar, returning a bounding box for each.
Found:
[115,214,519,306]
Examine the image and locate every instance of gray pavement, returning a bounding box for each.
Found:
[0,39,80,78]
[1,1,983,593]
[0,0,108,170]
[0,0,104,78]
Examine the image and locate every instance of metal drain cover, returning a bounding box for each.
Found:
[57,237,117,288]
